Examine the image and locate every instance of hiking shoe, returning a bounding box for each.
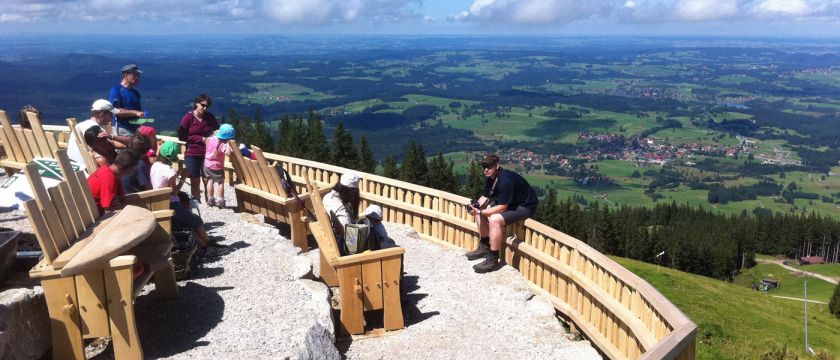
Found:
[465,243,491,261]
[199,246,228,258]
[207,197,216,207]
[473,257,503,273]
[217,199,226,208]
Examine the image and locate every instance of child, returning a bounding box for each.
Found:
[87,150,139,213]
[153,141,227,259]
[204,123,235,207]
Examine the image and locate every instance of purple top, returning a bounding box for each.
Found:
[178,111,220,157]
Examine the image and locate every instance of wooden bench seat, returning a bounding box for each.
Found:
[303,173,405,335]
[24,149,178,360]
[228,140,328,251]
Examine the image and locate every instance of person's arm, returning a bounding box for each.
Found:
[173,168,188,193]
[92,151,109,167]
[100,176,124,211]
[177,114,191,142]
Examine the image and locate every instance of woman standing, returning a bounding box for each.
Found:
[177,94,219,202]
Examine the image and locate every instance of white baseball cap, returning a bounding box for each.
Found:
[91,99,119,114]
[340,173,360,188]
[363,205,382,221]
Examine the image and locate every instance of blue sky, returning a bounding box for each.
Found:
[2,0,840,37]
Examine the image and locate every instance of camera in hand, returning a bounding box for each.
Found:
[465,199,481,210]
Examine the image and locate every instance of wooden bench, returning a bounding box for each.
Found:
[228,140,327,251]
[65,118,100,175]
[24,149,178,360]
[303,173,405,335]
[0,110,63,174]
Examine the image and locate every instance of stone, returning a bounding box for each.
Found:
[0,284,51,360]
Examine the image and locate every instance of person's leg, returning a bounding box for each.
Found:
[488,214,506,252]
[216,180,226,207]
[466,212,492,260]
[205,177,215,206]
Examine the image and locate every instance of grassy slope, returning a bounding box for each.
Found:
[612,257,840,360]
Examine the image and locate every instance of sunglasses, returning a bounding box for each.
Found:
[482,164,496,169]
[198,103,209,109]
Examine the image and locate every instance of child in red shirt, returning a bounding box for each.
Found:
[88,150,140,213]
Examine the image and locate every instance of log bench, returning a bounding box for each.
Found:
[0,110,63,175]
[23,149,178,360]
[228,140,327,251]
[303,173,405,335]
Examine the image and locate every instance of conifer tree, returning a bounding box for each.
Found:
[427,152,459,193]
[251,109,274,150]
[830,282,840,319]
[331,121,359,168]
[382,155,400,179]
[358,135,376,174]
[304,110,330,162]
[399,141,428,186]
[461,162,484,198]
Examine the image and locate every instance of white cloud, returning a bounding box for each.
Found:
[751,0,813,17]
[673,0,739,21]
[457,0,609,25]
[0,0,420,26]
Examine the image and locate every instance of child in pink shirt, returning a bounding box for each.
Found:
[203,124,235,207]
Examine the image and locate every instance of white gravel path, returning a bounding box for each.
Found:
[1,178,601,359]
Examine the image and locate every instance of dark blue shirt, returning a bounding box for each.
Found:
[483,168,538,211]
[108,84,142,132]
[121,159,151,194]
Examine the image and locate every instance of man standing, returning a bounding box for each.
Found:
[108,64,146,137]
[466,154,538,273]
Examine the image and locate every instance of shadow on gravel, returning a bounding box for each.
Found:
[190,266,225,279]
[202,221,225,231]
[400,275,439,327]
[135,282,232,359]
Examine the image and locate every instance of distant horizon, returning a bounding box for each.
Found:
[3,33,840,40]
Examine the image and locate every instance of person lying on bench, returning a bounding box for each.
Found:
[465,154,539,273]
[152,141,227,259]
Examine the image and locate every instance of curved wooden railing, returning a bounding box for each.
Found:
[8,129,697,360]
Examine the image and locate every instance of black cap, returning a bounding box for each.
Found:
[121,64,142,74]
[480,154,500,166]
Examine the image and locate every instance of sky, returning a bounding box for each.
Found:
[1,0,840,37]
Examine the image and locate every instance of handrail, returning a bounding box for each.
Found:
[16,128,697,360]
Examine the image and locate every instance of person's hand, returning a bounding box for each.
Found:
[135,110,145,118]
[467,204,477,216]
[97,131,109,139]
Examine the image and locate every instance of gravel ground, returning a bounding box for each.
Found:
[1,176,601,359]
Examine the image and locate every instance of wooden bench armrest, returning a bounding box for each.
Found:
[152,209,175,220]
[125,188,171,203]
[332,247,405,267]
[234,183,298,205]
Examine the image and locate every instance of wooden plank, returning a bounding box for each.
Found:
[0,111,26,163]
[24,164,71,250]
[361,260,383,311]
[54,149,98,224]
[41,276,85,360]
[303,173,341,262]
[104,259,143,360]
[23,128,41,158]
[48,184,77,248]
[253,146,287,197]
[382,256,404,332]
[15,128,34,161]
[26,111,53,156]
[57,181,85,238]
[75,270,110,338]
[337,265,364,335]
[22,199,60,263]
[75,171,100,224]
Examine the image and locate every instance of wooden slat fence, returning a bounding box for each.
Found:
[20,130,696,360]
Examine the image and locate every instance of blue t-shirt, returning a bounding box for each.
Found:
[121,159,151,194]
[108,84,142,132]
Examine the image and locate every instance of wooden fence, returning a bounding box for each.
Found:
[8,131,697,360]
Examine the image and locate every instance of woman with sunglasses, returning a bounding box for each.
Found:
[177,94,220,203]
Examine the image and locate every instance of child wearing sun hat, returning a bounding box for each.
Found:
[204,123,236,207]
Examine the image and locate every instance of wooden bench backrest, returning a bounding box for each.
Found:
[0,110,61,165]
[66,118,99,174]
[228,140,288,197]
[23,149,101,265]
[303,173,341,264]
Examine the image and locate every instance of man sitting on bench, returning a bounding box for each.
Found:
[465,154,539,273]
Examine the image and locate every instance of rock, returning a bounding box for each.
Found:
[290,256,314,280]
[0,286,51,360]
[298,279,335,344]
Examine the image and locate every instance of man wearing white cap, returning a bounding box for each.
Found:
[323,173,361,242]
[67,99,129,169]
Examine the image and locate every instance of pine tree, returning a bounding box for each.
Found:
[251,109,274,151]
[461,162,484,198]
[426,153,459,193]
[358,135,376,174]
[399,141,428,186]
[331,121,359,168]
[304,109,330,162]
[382,155,400,178]
[830,282,840,319]
[536,188,560,229]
